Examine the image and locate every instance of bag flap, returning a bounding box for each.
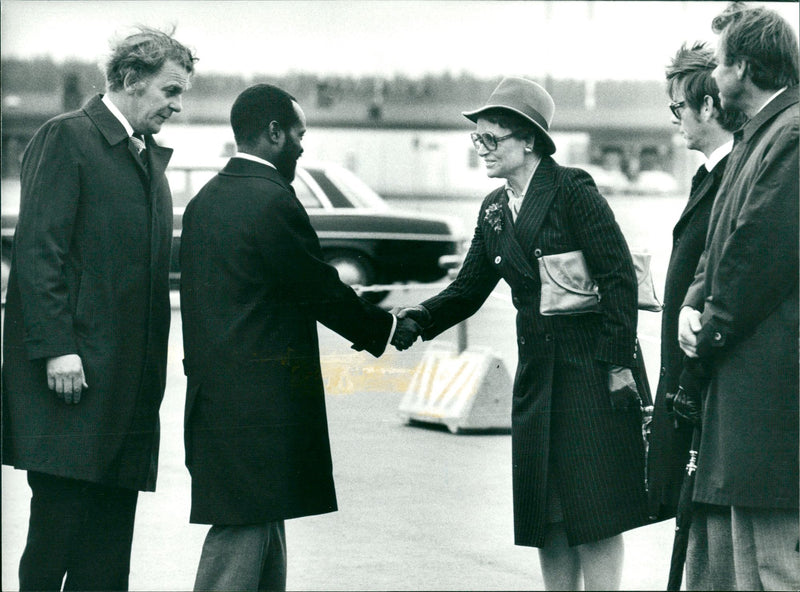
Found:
[539,250,599,296]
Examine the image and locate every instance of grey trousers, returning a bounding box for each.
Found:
[194,521,286,591]
[685,503,736,591]
[731,506,800,591]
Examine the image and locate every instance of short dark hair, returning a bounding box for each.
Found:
[230,84,299,148]
[480,107,550,155]
[105,26,197,91]
[666,41,747,132]
[712,2,799,90]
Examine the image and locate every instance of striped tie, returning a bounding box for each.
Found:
[130,134,146,155]
[129,134,148,174]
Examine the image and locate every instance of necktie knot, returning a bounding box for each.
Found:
[130,134,146,155]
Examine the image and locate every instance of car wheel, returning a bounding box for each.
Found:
[325,250,388,304]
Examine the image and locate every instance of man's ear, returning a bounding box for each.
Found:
[123,72,146,95]
[701,95,715,122]
[267,120,283,144]
[735,59,748,81]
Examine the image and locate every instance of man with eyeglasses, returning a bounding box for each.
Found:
[646,41,746,591]
[678,3,799,590]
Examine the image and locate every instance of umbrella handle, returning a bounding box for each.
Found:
[686,428,701,475]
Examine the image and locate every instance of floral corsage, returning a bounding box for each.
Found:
[483,202,504,234]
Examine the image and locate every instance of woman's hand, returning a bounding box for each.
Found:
[607,365,639,410]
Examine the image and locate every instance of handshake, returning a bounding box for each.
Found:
[389,305,432,351]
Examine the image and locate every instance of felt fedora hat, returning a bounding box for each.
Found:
[463,77,556,155]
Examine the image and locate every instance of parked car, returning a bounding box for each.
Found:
[1,162,465,304]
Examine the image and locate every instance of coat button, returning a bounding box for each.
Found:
[633,352,637,359]
[660,367,666,377]
[519,336,526,345]
[545,334,553,342]
[494,255,502,264]
[512,296,520,305]
[534,248,543,257]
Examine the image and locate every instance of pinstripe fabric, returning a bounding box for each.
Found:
[422,157,649,547]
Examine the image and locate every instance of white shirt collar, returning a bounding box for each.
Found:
[101,94,134,137]
[705,139,734,172]
[233,152,276,170]
[755,87,788,116]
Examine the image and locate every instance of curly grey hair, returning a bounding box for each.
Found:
[105,25,197,92]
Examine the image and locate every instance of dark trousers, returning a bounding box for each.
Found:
[19,471,139,591]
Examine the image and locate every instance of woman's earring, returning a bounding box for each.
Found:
[525,147,533,153]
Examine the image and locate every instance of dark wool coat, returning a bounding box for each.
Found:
[180,157,393,525]
[421,157,650,547]
[2,95,174,491]
[684,86,799,510]
[646,155,729,520]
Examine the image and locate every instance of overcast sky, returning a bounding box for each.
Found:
[2,1,798,80]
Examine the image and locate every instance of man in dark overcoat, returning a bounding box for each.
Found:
[2,27,196,590]
[179,83,419,591]
[646,41,745,590]
[678,4,799,589]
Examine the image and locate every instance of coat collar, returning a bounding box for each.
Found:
[83,94,173,179]
[675,153,729,231]
[219,157,293,192]
[736,85,799,145]
[487,156,559,279]
[513,156,558,239]
[84,94,129,147]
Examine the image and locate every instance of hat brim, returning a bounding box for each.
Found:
[462,105,556,155]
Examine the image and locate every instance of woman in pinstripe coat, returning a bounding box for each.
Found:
[399,78,650,590]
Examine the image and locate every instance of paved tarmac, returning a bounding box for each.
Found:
[2,194,683,590]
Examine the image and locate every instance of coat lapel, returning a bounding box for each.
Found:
[515,157,558,239]
[146,142,173,183]
[674,155,727,234]
[498,157,559,277]
[84,95,174,186]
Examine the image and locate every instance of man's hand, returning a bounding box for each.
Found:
[678,306,702,358]
[395,305,432,329]
[669,387,702,429]
[608,365,640,410]
[666,358,711,429]
[46,354,88,404]
[391,316,422,351]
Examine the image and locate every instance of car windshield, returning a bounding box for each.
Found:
[306,167,389,210]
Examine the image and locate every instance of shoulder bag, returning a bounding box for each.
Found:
[538,250,662,316]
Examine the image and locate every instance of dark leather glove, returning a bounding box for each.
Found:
[670,386,702,429]
[608,365,640,410]
[391,316,422,351]
[668,357,711,429]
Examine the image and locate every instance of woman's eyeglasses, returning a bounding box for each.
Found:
[669,100,687,120]
[470,131,516,151]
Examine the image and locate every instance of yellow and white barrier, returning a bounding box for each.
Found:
[398,342,512,433]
